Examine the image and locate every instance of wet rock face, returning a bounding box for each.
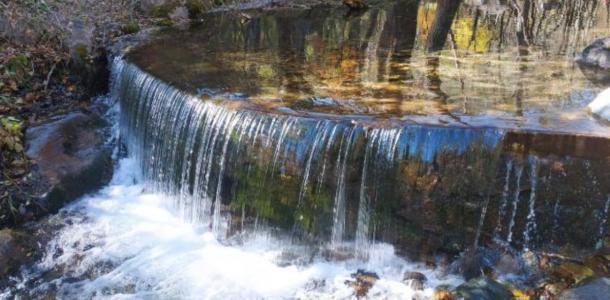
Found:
[345,269,379,297]
[25,110,113,220]
[65,19,110,96]
[403,271,427,290]
[577,37,610,84]
[558,278,610,300]
[0,229,28,277]
[453,277,512,300]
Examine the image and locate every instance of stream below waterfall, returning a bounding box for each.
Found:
[1,158,461,299]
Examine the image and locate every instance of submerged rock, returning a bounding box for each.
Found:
[25,111,113,220]
[588,88,610,122]
[558,278,610,300]
[345,269,379,297]
[453,277,512,300]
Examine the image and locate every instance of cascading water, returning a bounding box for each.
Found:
[330,127,356,249]
[523,157,539,250]
[494,159,513,238]
[114,53,610,257]
[4,3,610,298]
[598,195,610,248]
[507,164,524,244]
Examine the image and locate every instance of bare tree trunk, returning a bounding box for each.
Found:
[426,0,462,52]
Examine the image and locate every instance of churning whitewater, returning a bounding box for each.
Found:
[1,158,460,299]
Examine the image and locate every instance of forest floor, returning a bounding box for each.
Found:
[0,0,342,227]
[1,0,148,226]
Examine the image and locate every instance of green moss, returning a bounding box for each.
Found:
[73,44,88,59]
[150,3,178,18]
[185,0,206,19]
[121,20,141,34]
[155,19,175,27]
[5,55,29,74]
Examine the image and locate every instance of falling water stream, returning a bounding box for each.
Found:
[3,1,610,298]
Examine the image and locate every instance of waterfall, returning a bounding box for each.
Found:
[523,157,539,250]
[494,159,514,238]
[355,130,377,258]
[330,127,357,248]
[114,57,507,258]
[507,165,524,244]
[598,195,610,248]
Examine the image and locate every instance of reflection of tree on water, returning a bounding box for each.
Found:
[276,14,314,100]
[137,0,608,119]
[464,0,602,53]
[427,0,462,52]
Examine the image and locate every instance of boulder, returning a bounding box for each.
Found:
[577,37,610,69]
[345,269,379,297]
[551,262,595,286]
[577,37,610,84]
[588,88,610,122]
[450,249,499,280]
[65,19,109,96]
[25,111,113,220]
[169,6,190,24]
[558,278,610,300]
[453,277,512,300]
[403,271,427,291]
[495,253,522,275]
[0,229,27,277]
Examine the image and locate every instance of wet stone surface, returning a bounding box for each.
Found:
[24,109,113,221]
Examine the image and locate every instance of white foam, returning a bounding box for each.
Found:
[6,159,461,299]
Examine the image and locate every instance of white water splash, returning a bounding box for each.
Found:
[2,159,461,299]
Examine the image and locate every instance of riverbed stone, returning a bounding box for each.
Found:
[25,110,113,220]
[453,277,512,300]
[403,271,427,290]
[345,269,379,297]
[558,277,610,300]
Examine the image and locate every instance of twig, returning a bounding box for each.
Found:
[43,62,57,92]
